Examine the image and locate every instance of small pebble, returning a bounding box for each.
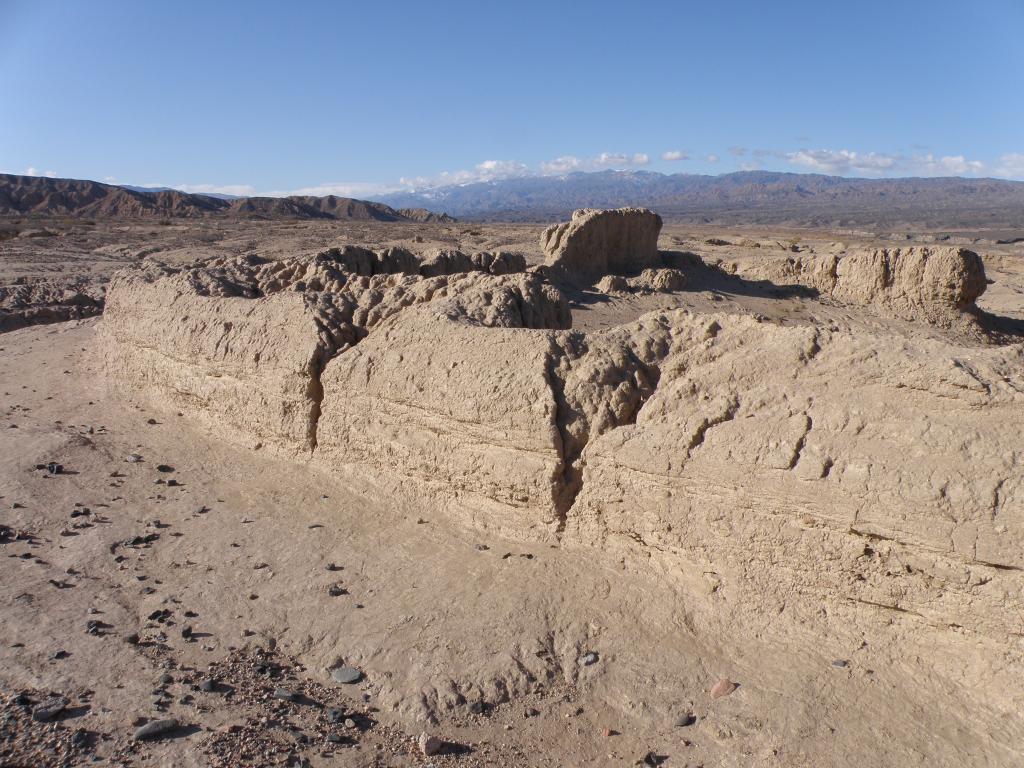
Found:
[418,731,444,756]
[579,651,599,666]
[32,695,69,722]
[331,666,362,684]
[710,678,738,699]
[133,718,179,740]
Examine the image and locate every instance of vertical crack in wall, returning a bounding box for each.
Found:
[545,337,584,537]
[306,313,361,453]
[786,414,812,470]
[546,333,668,538]
[306,355,325,451]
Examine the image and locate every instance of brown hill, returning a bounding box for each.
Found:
[0,174,450,222]
[397,207,456,223]
[0,174,226,218]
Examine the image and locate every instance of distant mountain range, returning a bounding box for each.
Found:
[5,171,1024,230]
[376,170,1024,228]
[0,174,454,223]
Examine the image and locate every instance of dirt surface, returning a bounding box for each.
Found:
[1,218,1023,767]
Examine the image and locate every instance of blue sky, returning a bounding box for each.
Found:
[2,0,1022,196]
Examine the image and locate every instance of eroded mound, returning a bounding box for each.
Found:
[98,213,1024,759]
[734,245,988,326]
[542,207,663,283]
[0,278,105,332]
[100,247,568,454]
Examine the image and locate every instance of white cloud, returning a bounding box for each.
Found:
[728,146,747,157]
[475,159,529,177]
[22,166,57,178]
[783,149,899,175]
[399,159,530,189]
[706,154,719,163]
[995,153,1024,179]
[911,154,985,176]
[780,148,991,178]
[661,150,688,161]
[539,155,582,174]
[539,151,651,175]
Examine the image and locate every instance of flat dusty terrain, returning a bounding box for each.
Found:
[1,217,1023,767]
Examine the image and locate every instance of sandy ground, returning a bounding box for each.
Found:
[1,218,1023,767]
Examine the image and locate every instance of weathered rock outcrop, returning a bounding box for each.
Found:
[318,300,1024,736]
[0,278,105,332]
[541,208,663,283]
[739,246,987,325]
[100,248,566,455]
[99,228,1024,750]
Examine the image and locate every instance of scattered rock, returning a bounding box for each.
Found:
[595,274,630,293]
[133,718,179,740]
[32,695,68,722]
[418,731,444,756]
[330,666,362,684]
[579,651,599,666]
[710,679,738,699]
